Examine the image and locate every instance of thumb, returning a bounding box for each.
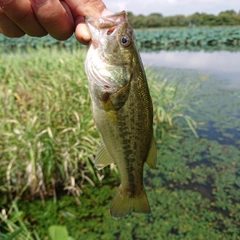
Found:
[66,0,112,44]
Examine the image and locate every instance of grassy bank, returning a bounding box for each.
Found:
[0,47,101,203]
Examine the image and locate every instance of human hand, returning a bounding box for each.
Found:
[0,0,111,44]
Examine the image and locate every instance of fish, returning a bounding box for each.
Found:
[85,11,157,219]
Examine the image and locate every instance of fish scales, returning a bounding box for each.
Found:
[85,11,157,218]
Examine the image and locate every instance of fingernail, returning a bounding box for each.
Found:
[30,0,49,7]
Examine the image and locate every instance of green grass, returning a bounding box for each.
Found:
[0,202,41,240]
[0,47,101,202]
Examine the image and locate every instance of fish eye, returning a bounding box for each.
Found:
[120,36,131,47]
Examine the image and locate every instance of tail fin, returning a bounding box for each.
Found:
[110,185,151,219]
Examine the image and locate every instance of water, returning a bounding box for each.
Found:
[141,49,240,146]
[141,50,240,230]
[140,50,240,89]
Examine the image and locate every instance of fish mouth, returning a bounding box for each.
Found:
[85,11,128,38]
[85,11,127,27]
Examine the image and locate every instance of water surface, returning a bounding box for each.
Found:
[140,50,240,89]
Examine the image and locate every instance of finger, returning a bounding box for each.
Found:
[75,16,91,45]
[30,0,74,40]
[65,0,107,18]
[74,7,113,45]
[65,0,111,44]
[0,0,47,37]
[0,8,25,37]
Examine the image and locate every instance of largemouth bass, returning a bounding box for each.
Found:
[85,11,157,218]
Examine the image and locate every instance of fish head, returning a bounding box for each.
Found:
[86,11,135,66]
[85,11,138,109]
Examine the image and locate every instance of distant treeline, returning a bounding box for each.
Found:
[127,10,240,28]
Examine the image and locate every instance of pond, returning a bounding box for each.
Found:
[138,49,240,238]
[140,50,240,89]
[141,50,240,144]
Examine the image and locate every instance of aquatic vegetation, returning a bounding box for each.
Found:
[1,26,240,52]
[135,27,240,49]
[148,68,200,139]
[2,132,240,239]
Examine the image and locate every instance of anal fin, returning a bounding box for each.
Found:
[95,143,114,170]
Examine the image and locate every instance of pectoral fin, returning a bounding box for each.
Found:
[100,97,118,124]
[95,144,114,170]
[146,136,157,169]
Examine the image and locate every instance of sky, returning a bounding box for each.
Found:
[104,0,240,16]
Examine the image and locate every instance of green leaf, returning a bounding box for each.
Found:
[48,225,70,240]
